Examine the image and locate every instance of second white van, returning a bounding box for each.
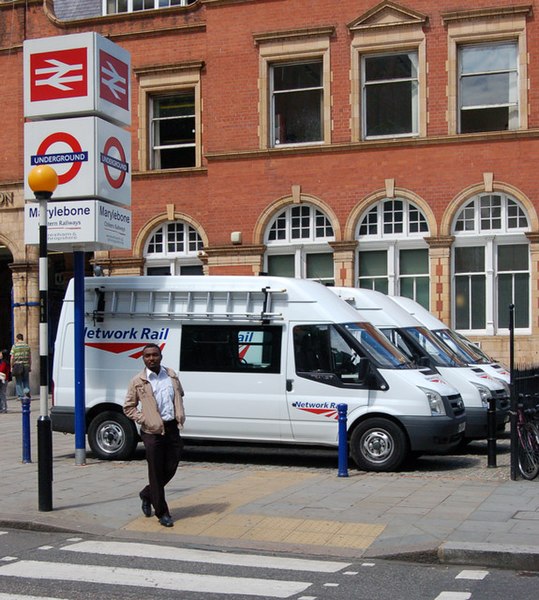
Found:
[332,287,509,442]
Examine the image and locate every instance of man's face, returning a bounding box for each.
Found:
[142,347,162,374]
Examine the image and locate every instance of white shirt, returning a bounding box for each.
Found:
[146,366,175,421]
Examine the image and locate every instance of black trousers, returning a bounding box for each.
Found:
[140,421,182,518]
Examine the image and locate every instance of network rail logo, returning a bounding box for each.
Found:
[292,401,339,420]
[84,327,169,359]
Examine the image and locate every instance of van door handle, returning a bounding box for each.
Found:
[286,379,293,392]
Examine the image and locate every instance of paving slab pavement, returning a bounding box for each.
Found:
[1,397,538,570]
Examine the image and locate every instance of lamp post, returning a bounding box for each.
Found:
[27,164,58,512]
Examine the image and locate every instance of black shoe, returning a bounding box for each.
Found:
[139,494,152,518]
[158,514,173,528]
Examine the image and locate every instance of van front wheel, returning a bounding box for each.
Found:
[350,418,408,472]
[88,411,138,461]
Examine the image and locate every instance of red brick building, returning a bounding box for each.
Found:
[1,0,538,389]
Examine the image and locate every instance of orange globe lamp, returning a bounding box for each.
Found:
[28,165,58,200]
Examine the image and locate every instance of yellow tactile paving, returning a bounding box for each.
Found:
[123,471,386,550]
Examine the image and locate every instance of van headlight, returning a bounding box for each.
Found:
[419,387,446,416]
[471,382,492,408]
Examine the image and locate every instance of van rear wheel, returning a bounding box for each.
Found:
[350,418,408,472]
[88,411,138,461]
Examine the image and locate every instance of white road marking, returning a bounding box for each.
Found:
[62,540,348,573]
[456,569,489,580]
[434,593,472,600]
[0,560,310,598]
[0,595,65,600]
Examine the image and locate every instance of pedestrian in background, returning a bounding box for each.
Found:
[0,350,10,413]
[123,343,185,528]
[10,334,31,400]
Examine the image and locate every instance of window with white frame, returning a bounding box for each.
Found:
[265,204,335,284]
[150,92,196,169]
[144,221,203,275]
[452,193,529,332]
[458,41,518,133]
[104,0,195,14]
[356,199,430,307]
[362,51,419,139]
[270,60,323,147]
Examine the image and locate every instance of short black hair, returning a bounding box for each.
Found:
[142,343,161,355]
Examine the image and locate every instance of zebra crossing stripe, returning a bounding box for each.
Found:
[62,540,348,573]
[0,560,311,598]
[0,595,64,600]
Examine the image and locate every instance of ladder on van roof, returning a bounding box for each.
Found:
[88,285,286,323]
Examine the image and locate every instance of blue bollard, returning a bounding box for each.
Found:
[337,403,349,477]
[21,387,32,464]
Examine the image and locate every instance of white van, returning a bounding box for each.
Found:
[51,276,465,472]
[331,288,509,442]
[390,296,510,385]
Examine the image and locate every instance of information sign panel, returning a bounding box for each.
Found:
[24,32,131,126]
[24,117,131,205]
[24,200,131,251]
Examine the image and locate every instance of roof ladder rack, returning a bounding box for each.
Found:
[88,285,286,323]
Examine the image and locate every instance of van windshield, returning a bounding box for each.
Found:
[434,328,490,364]
[341,322,412,369]
[402,326,466,368]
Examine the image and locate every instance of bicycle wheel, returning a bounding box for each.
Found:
[518,424,539,480]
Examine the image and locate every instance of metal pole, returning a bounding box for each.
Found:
[37,195,53,511]
[486,395,497,468]
[337,403,349,477]
[509,304,518,481]
[21,389,32,463]
[74,250,86,465]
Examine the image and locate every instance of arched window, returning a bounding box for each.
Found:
[264,204,335,284]
[356,199,430,307]
[144,221,204,275]
[452,193,530,333]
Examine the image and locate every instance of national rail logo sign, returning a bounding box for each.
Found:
[29,47,88,102]
[25,117,131,205]
[24,32,131,126]
[99,50,129,111]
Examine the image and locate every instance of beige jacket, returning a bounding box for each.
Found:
[123,367,185,435]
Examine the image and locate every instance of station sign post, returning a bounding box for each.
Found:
[23,32,132,504]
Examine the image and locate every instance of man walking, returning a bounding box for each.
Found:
[10,333,31,400]
[123,343,185,527]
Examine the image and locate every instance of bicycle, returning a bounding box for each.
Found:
[515,397,539,480]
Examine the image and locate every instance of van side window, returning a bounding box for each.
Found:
[180,325,282,373]
[293,325,364,386]
[382,329,416,362]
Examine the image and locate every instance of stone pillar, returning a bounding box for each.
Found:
[526,232,539,337]
[425,235,454,325]
[329,240,358,287]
